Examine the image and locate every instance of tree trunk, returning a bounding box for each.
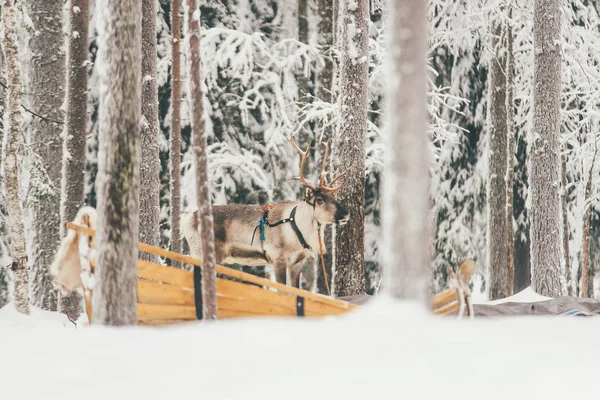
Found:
[92,0,141,325]
[560,151,572,295]
[2,0,30,315]
[530,0,563,297]
[487,22,509,300]
[505,8,515,297]
[60,0,90,321]
[0,34,10,310]
[580,150,596,297]
[315,0,335,295]
[333,0,369,297]
[514,128,532,292]
[170,0,183,268]
[186,0,217,319]
[382,0,429,301]
[22,0,66,311]
[140,0,161,260]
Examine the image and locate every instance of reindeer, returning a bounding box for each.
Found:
[181,138,354,291]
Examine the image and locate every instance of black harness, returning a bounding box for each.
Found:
[251,204,312,251]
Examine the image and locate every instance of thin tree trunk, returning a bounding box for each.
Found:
[333,0,369,297]
[140,0,161,260]
[0,34,10,310]
[560,151,572,295]
[382,0,429,301]
[92,0,141,326]
[170,0,183,268]
[487,22,509,301]
[580,150,596,298]
[316,0,335,295]
[530,0,563,297]
[186,0,217,319]
[60,0,90,321]
[505,8,515,297]
[22,0,66,311]
[2,0,29,315]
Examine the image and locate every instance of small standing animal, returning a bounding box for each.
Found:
[181,138,353,291]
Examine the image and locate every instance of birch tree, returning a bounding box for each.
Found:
[170,0,183,267]
[530,0,563,297]
[22,0,65,310]
[505,7,515,296]
[333,0,369,297]
[580,148,597,297]
[487,22,509,300]
[382,0,429,300]
[92,0,141,325]
[61,0,90,320]
[560,151,572,295]
[2,0,29,314]
[140,0,161,257]
[186,0,217,319]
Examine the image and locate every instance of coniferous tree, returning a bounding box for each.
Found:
[92,0,141,325]
[61,0,90,320]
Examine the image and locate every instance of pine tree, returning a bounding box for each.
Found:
[2,0,29,314]
[530,0,563,297]
[186,0,217,319]
[22,0,66,311]
[92,0,141,325]
[333,0,369,297]
[487,21,509,300]
[382,0,429,301]
[140,0,161,258]
[505,6,515,296]
[61,0,90,320]
[170,0,183,268]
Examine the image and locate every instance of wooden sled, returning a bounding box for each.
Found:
[431,259,476,318]
[66,222,358,325]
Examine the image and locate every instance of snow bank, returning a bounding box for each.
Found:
[476,286,553,305]
[1,296,598,399]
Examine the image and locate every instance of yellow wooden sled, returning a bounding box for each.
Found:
[66,222,474,325]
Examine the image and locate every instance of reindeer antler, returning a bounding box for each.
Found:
[288,137,355,194]
[288,137,315,191]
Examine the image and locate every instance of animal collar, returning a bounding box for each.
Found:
[252,205,312,250]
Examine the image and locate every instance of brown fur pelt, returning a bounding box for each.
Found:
[50,206,97,295]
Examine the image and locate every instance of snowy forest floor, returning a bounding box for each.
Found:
[1,294,599,400]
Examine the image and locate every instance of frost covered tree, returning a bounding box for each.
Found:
[170,0,183,267]
[487,21,509,300]
[530,0,563,297]
[92,0,141,325]
[505,7,515,294]
[2,0,29,314]
[333,0,369,297]
[140,0,161,257]
[21,0,65,311]
[61,0,90,320]
[382,0,429,301]
[186,0,217,318]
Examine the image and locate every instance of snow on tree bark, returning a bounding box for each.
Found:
[505,9,515,297]
[170,0,183,268]
[21,0,66,311]
[60,0,90,320]
[186,0,217,319]
[140,0,161,260]
[560,151,572,296]
[0,38,9,310]
[2,0,30,315]
[487,22,509,300]
[530,0,563,297]
[316,0,335,295]
[333,0,369,297]
[580,150,596,297]
[382,0,429,301]
[92,0,141,325]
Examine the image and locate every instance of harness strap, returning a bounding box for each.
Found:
[288,206,311,250]
[193,266,203,320]
[296,296,305,317]
[251,205,312,251]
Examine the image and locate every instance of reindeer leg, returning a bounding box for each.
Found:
[227,244,272,265]
[273,259,287,286]
[289,267,301,289]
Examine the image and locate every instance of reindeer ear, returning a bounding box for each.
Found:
[304,187,314,201]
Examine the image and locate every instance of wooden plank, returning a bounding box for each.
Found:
[67,222,358,312]
[431,289,459,310]
[217,295,297,317]
[138,279,195,306]
[433,301,459,316]
[217,308,272,319]
[137,303,197,321]
[138,320,198,327]
[138,260,194,288]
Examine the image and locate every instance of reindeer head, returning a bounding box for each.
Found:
[289,138,354,226]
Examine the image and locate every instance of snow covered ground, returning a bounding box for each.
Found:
[1,295,599,400]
